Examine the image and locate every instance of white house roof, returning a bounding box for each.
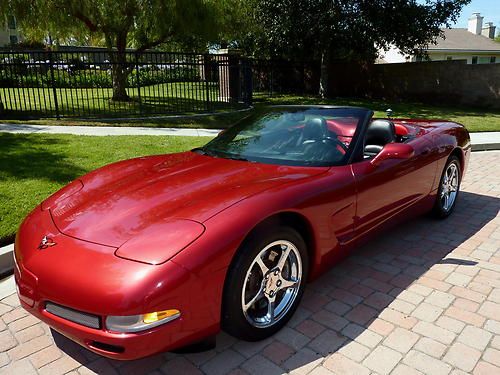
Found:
[426,28,500,53]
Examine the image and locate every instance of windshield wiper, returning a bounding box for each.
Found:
[226,154,250,162]
[193,148,251,162]
[192,147,207,155]
[192,147,219,157]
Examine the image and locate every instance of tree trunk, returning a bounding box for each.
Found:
[319,50,329,98]
[110,51,131,102]
[111,62,130,102]
[108,32,131,102]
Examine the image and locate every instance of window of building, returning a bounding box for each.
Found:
[446,56,452,60]
[491,56,497,64]
[9,35,18,44]
[7,15,16,30]
[471,56,478,64]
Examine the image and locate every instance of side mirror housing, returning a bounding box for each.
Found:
[370,143,414,166]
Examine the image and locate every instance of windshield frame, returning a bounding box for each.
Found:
[195,105,374,167]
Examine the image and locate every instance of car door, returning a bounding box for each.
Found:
[350,135,437,239]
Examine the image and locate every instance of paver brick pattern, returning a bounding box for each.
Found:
[1,151,499,375]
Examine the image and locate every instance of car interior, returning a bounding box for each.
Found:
[299,117,348,162]
[363,119,397,158]
[295,116,409,160]
[206,111,414,165]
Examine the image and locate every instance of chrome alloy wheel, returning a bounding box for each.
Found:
[241,240,302,328]
[440,162,459,212]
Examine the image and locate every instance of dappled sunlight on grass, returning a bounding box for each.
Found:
[255,94,500,132]
[0,134,207,245]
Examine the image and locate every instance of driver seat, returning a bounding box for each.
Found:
[364,120,396,157]
[302,117,327,144]
[301,117,342,162]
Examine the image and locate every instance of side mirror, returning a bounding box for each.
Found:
[370,143,414,167]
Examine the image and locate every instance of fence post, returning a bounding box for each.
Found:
[269,62,273,98]
[48,51,60,119]
[243,59,253,106]
[135,51,142,114]
[203,54,211,111]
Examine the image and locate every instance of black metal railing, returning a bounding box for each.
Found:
[0,49,252,118]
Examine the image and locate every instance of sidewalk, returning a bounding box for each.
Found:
[0,123,220,137]
[469,132,500,151]
[1,123,499,150]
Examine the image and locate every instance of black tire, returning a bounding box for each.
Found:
[222,226,309,341]
[432,155,461,219]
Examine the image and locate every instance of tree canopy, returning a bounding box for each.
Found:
[1,0,236,100]
[1,0,473,98]
[246,0,470,95]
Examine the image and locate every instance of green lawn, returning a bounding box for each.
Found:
[0,133,207,246]
[256,94,500,132]
[2,94,499,132]
[0,82,237,118]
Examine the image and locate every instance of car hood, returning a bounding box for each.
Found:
[44,151,326,247]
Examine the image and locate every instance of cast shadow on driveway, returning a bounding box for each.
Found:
[50,190,499,375]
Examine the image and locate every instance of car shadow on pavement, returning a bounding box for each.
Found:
[50,190,499,375]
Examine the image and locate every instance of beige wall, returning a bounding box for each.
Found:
[0,16,21,46]
[419,52,500,64]
[328,59,500,109]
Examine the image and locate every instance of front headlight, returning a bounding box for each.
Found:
[105,309,180,333]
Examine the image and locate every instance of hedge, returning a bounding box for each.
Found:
[0,66,201,89]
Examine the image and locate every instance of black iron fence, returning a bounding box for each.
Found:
[0,50,252,118]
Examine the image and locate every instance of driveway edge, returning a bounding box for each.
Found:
[0,244,13,277]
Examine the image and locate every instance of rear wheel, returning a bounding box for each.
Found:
[222,226,308,341]
[432,155,461,218]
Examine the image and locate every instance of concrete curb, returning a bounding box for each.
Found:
[0,275,15,299]
[470,132,500,152]
[0,244,13,276]
[471,143,500,152]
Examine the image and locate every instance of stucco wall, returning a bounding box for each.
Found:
[0,31,11,46]
[328,60,500,109]
[425,52,500,64]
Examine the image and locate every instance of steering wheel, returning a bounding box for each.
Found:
[325,137,348,154]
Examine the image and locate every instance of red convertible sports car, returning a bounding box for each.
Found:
[14,106,470,359]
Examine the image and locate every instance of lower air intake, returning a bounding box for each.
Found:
[45,302,101,329]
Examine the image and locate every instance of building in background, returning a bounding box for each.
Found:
[0,15,22,46]
[378,13,500,64]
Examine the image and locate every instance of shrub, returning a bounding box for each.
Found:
[0,65,200,88]
[128,66,201,86]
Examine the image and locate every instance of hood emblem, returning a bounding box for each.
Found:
[38,236,57,250]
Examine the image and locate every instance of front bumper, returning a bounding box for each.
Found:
[14,253,215,360]
[13,208,219,360]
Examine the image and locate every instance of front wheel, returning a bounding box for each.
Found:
[432,155,461,218]
[222,226,308,341]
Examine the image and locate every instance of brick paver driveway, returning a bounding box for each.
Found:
[1,151,499,375]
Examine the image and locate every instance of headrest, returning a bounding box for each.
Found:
[366,120,396,146]
[303,117,327,141]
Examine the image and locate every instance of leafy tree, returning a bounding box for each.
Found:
[252,0,470,97]
[1,0,232,101]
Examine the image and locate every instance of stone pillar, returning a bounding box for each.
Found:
[216,48,241,103]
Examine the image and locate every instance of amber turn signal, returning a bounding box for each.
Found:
[143,309,180,324]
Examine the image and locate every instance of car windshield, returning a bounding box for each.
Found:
[196,107,370,166]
